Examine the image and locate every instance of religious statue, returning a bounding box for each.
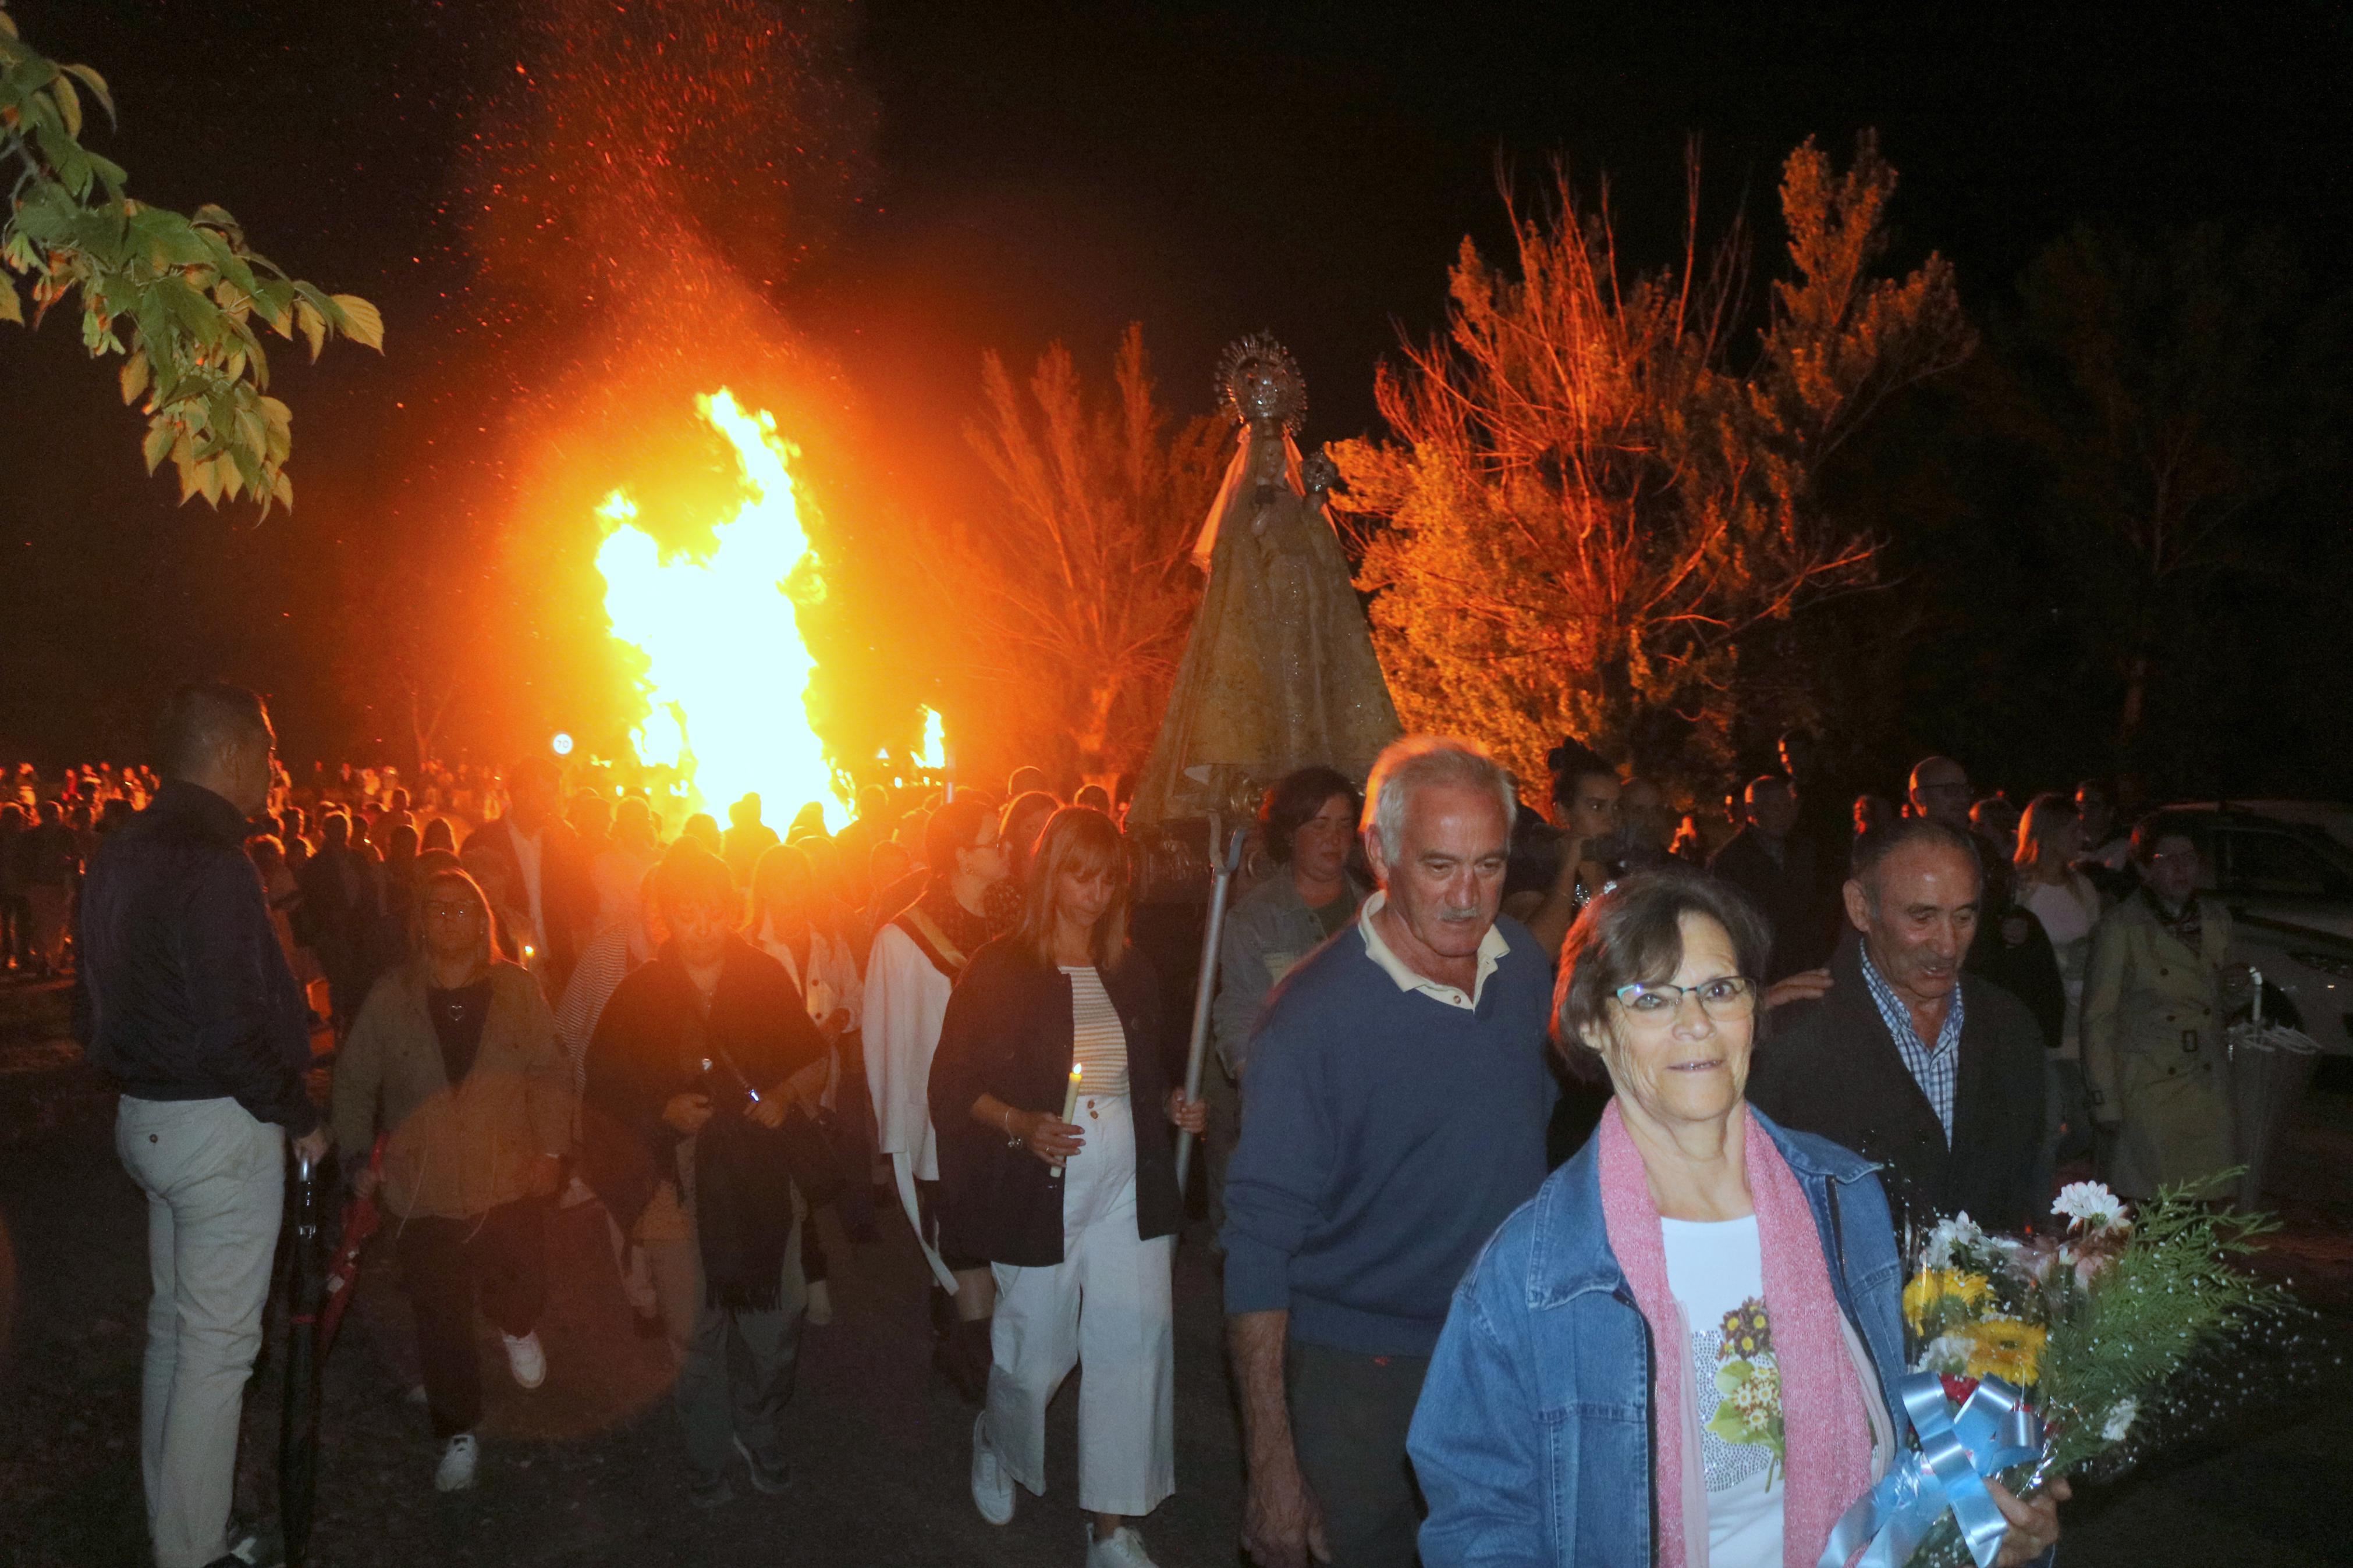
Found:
[1127,334,1403,827]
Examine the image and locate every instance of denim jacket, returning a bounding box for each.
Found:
[1408,1108,1908,1567]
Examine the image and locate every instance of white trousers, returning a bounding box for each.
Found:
[984,1094,1176,1517]
[117,1096,286,1568]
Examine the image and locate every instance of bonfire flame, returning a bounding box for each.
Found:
[918,706,946,771]
[595,389,843,829]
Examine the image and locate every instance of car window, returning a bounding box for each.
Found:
[2222,830,2353,898]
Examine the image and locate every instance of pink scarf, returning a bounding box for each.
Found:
[1596,1101,1875,1568]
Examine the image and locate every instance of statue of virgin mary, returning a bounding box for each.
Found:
[1127,334,1402,827]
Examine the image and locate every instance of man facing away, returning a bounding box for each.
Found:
[81,683,330,1568]
[1223,737,1558,1568]
[1747,817,2046,1232]
[1707,773,1824,979]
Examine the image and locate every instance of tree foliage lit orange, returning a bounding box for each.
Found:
[946,323,1226,783]
[1335,136,1974,788]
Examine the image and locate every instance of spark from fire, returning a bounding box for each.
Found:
[595,389,844,830]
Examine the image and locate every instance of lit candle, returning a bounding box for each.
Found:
[1060,1062,1083,1125]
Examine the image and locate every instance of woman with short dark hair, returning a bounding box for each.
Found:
[930,808,1207,1568]
[1411,869,2064,1567]
[1202,766,1368,1234]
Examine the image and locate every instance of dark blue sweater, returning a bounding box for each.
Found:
[1219,911,1557,1356]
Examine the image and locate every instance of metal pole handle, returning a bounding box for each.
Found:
[1174,819,1247,1193]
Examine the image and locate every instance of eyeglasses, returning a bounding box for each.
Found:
[1612,976,1758,1021]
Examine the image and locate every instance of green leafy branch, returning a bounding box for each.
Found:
[1,4,382,516]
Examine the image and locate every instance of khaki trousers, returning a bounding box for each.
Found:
[116,1096,286,1568]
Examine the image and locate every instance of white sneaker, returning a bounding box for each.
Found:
[501,1330,546,1391]
[1085,1524,1159,1567]
[969,1412,1014,1525]
[805,1279,833,1326]
[435,1432,478,1492]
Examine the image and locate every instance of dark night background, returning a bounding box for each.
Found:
[3,1,2348,798]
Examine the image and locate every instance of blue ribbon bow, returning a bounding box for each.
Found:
[1816,1372,2043,1568]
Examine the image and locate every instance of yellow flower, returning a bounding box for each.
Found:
[1957,1318,2046,1385]
[1902,1268,1993,1335]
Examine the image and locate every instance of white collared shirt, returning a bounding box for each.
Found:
[1357,889,1510,1010]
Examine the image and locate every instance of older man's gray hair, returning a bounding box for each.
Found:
[1361,735,1517,866]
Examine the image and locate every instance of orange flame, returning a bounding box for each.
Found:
[918,705,946,771]
[595,389,843,829]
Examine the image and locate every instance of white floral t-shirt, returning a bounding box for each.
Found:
[1662,1215,1786,1568]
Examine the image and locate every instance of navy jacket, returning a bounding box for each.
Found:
[80,781,317,1136]
[928,937,1182,1265]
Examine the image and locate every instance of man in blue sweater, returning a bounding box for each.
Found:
[1223,736,1560,1568]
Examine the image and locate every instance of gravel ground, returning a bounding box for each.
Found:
[3,973,2348,1567]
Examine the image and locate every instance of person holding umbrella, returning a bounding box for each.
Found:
[329,866,572,1491]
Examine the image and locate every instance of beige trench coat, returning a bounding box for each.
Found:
[2081,897,2237,1198]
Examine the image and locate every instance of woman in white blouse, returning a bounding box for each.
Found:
[2014,793,2106,1196]
[928,808,1206,1568]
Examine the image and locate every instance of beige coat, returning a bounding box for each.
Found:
[330,959,573,1219]
[2081,896,2236,1198]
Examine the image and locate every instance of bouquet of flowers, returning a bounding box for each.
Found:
[1839,1179,2293,1568]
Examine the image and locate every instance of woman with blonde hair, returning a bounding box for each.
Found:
[2015,792,2106,1196]
[929,807,1206,1568]
[328,866,572,1493]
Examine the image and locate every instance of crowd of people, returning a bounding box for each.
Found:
[53,681,2263,1568]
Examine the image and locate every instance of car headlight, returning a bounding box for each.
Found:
[2288,948,2353,980]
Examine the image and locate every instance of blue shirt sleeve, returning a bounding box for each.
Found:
[1218,1001,1333,1315]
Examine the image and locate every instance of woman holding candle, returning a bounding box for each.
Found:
[929,806,1207,1568]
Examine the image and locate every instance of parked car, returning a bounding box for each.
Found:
[2135,803,2353,1054]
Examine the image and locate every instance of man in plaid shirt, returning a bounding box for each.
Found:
[1748,817,2046,1232]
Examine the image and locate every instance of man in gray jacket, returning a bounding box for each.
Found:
[1204,767,1368,1238]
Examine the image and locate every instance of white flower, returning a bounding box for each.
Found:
[1910,1333,1972,1376]
[1921,1213,1983,1270]
[2102,1398,2138,1442]
[2053,1182,2127,1230]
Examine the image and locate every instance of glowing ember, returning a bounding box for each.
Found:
[918,706,946,771]
[595,389,843,829]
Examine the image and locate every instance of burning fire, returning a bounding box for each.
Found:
[918,706,946,771]
[595,389,843,829]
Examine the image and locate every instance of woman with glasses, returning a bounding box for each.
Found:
[2082,824,2245,1199]
[1410,870,2063,1568]
[328,867,573,1493]
[929,806,1208,1568]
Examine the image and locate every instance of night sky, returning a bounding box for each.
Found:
[4,0,2347,767]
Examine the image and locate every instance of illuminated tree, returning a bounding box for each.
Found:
[0,3,381,515]
[1335,136,1973,788]
[946,324,1226,781]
